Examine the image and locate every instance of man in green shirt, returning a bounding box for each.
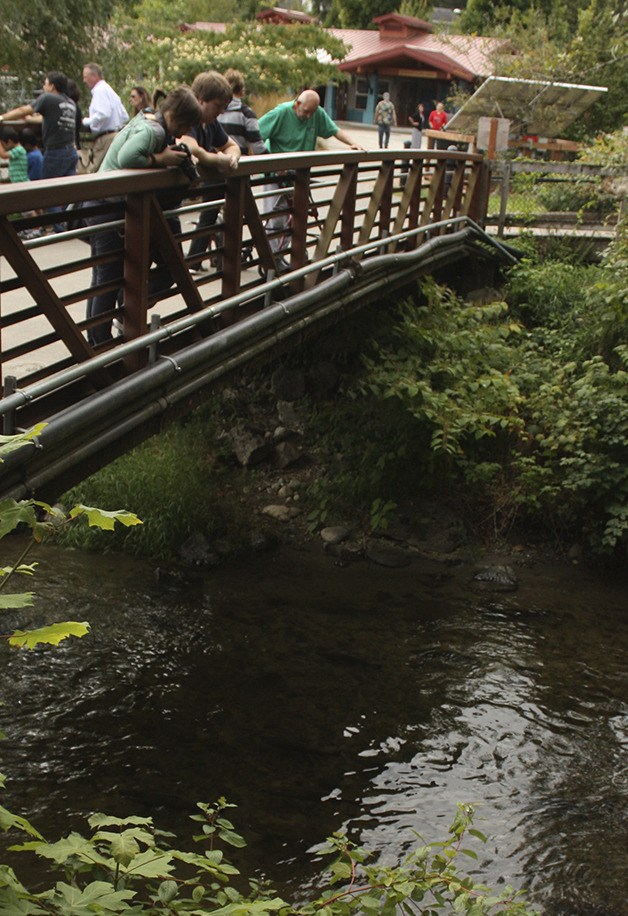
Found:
[258,89,363,154]
[257,90,364,268]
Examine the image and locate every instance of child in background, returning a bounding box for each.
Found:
[0,125,28,182]
[21,128,43,181]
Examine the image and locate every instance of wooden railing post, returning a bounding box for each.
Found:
[222,175,246,324]
[290,166,311,291]
[123,192,152,372]
[340,162,358,252]
[379,161,394,238]
[358,161,395,248]
[497,162,511,237]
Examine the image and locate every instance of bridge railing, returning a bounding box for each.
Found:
[486,159,627,238]
[0,147,489,425]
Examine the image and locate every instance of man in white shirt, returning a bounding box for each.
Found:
[81,62,129,172]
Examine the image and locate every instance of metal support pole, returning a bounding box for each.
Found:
[498,162,511,239]
[148,314,161,364]
[2,376,17,435]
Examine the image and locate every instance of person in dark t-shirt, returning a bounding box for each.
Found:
[1,71,78,180]
[178,70,241,273]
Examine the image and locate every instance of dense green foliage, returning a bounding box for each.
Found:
[102,16,348,98]
[62,407,255,559]
[0,0,115,90]
[461,0,628,136]
[0,428,142,651]
[1,798,538,914]
[460,0,589,39]
[303,216,628,557]
[325,0,398,29]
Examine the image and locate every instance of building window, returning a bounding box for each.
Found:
[355,78,369,110]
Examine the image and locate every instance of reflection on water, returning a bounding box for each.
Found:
[0,541,626,914]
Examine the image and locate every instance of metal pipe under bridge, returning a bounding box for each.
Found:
[0,147,515,501]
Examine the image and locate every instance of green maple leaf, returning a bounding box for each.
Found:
[0,563,37,578]
[8,622,90,649]
[0,805,43,839]
[121,848,174,878]
[0,425,46,461]
[32,833,94,865]
[0,500,38,540]
[42,880,136,912]
[0,593,34,611]
[69,505,143,531]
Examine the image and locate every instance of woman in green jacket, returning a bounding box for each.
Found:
[87,87,201,346]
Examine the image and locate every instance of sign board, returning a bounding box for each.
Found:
[477,117,510,152]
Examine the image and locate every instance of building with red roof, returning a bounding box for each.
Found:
[328,13,504,124]
[182,9,506,127]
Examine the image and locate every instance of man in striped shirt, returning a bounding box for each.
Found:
[218,70,267,157]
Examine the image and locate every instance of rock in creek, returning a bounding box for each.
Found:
[228,423,273,467]
[272,439,304,469]
[178,532,220,568]
[262,504,301,522]
[365,541,412,568]
[276,399,303,429]
[472,565,519,592]
[320,526,350,545]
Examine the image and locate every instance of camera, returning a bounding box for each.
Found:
[170,142,200,183]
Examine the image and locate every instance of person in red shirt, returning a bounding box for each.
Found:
[429,102,448,131]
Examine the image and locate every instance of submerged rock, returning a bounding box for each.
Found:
[320,526,350,545]
[472,565,518,592]
[365,541,412,568]
[179,532,220,567]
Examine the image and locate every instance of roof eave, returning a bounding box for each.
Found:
[339,47,476,82]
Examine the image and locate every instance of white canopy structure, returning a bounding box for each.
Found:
[447,76,608,137]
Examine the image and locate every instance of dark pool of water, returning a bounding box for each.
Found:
[0,540,626,914]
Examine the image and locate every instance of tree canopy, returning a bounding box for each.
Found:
[0,0,625,136]
[325,0,398,29]
[0,0,116,88]
[476,0,628,136]
[460,0,589,36]
[102,16,349,98]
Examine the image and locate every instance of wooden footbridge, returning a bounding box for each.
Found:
[0,146,527,500]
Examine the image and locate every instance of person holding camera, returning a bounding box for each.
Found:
[177,71,241,273]
[85,87,202,346]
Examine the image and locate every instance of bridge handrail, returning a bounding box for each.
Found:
[0,147,481,214]
[0,214,515,421]
[1,143,491,431]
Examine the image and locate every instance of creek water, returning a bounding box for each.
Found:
[0,540,626,914]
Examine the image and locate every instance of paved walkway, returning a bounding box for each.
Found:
[325,121,413,151]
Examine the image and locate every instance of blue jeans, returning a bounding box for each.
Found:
[86,208,180,346]
[43,145,78,230]
[378,123,391,149]
[42,145,78,180]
